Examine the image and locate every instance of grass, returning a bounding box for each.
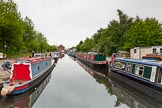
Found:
[7,53,31,59]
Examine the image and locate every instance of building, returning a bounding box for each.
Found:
[0,52,6,59]
[117,51,130,58]
[130,46,162,59]
[57,44,65,52]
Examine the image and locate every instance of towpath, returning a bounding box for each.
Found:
[0,59,14,88]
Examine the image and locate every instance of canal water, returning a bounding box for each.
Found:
[1,54,162,108]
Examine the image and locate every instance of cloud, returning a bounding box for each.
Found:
[14,0,162,48]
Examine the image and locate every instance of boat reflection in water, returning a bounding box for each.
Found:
[59,53,64,59]
[69,55,76,61]
[109,76,162,108]
[77,60,108,78]
[77,60,162,108]
[0,62,56,108]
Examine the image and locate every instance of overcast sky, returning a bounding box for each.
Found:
[13,0,162,48]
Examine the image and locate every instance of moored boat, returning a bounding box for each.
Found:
[1,67,52,108]
[76,52,107,68]
[110,58,162,102]
[68,51,76,58]
[1,54,55,96]
[142,53,162,61]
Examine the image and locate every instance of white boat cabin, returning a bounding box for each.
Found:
[130,46,162,59]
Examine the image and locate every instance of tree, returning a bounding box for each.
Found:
[75,9,162,56]
[76,40,83,51]
[0,0,24,54]
[23,17,35,49]
[124,17,162,50]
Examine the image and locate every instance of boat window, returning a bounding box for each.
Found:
[139,67,144,75]
[38,66,40,71]
[134,49,136,53]
[157,68,162,84]
[160,48,162,54]
[153,48,156,54]
[127,62,131,72]
[135,65,144,76]
[113,61,126,71]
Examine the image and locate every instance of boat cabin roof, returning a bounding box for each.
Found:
[115,58,162,67]
[16,57,46,64]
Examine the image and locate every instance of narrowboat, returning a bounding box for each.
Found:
[52,51,59,61]
[1,54,55,96]
[110,58,162,102]
[68,51,76,58]
[1,68,52,108]
[142,54,162,61]
[76,52,107,68]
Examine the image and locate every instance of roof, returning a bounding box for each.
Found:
[115,57,162,67]
[117,51,129,53]
[131,45,162,49]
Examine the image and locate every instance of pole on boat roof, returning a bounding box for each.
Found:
[32,51,35,57]
[5,69,11,74]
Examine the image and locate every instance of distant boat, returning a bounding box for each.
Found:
[110,58,162,102]
[76,52,107,68]
[68,51,76,58]
[142,53,162,61]
[1,54,55,96]
[51,52,59,62]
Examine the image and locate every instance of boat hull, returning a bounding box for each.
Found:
[76,56,107,68]
[109,70,162,102]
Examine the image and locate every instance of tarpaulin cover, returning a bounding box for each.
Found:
[12,64,31,80]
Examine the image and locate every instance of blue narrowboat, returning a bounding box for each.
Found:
[1,55,55,96]
[1,69,52,107]
[110,58,162,102]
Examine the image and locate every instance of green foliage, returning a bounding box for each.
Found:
[0,0,24,54]
[124,17,162,50]
[76,9,162,56]
[0,0,57,56]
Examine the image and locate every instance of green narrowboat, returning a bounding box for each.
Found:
[76,52,107,68]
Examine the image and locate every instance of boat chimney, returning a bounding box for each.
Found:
[32,51,35,57]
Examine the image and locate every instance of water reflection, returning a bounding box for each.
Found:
[77,60,114,98]
[69,56,76,61]
[77,60,108,78]
[109,75,162,108]
[77,60,162,108]
[33,55,117,108]
[59,53,64,59]
[0,64,56,108]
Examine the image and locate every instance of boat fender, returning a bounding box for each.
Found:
[1,86,15,96]
[1,87,7,96]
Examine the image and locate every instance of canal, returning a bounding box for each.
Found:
[1,54,162,108]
